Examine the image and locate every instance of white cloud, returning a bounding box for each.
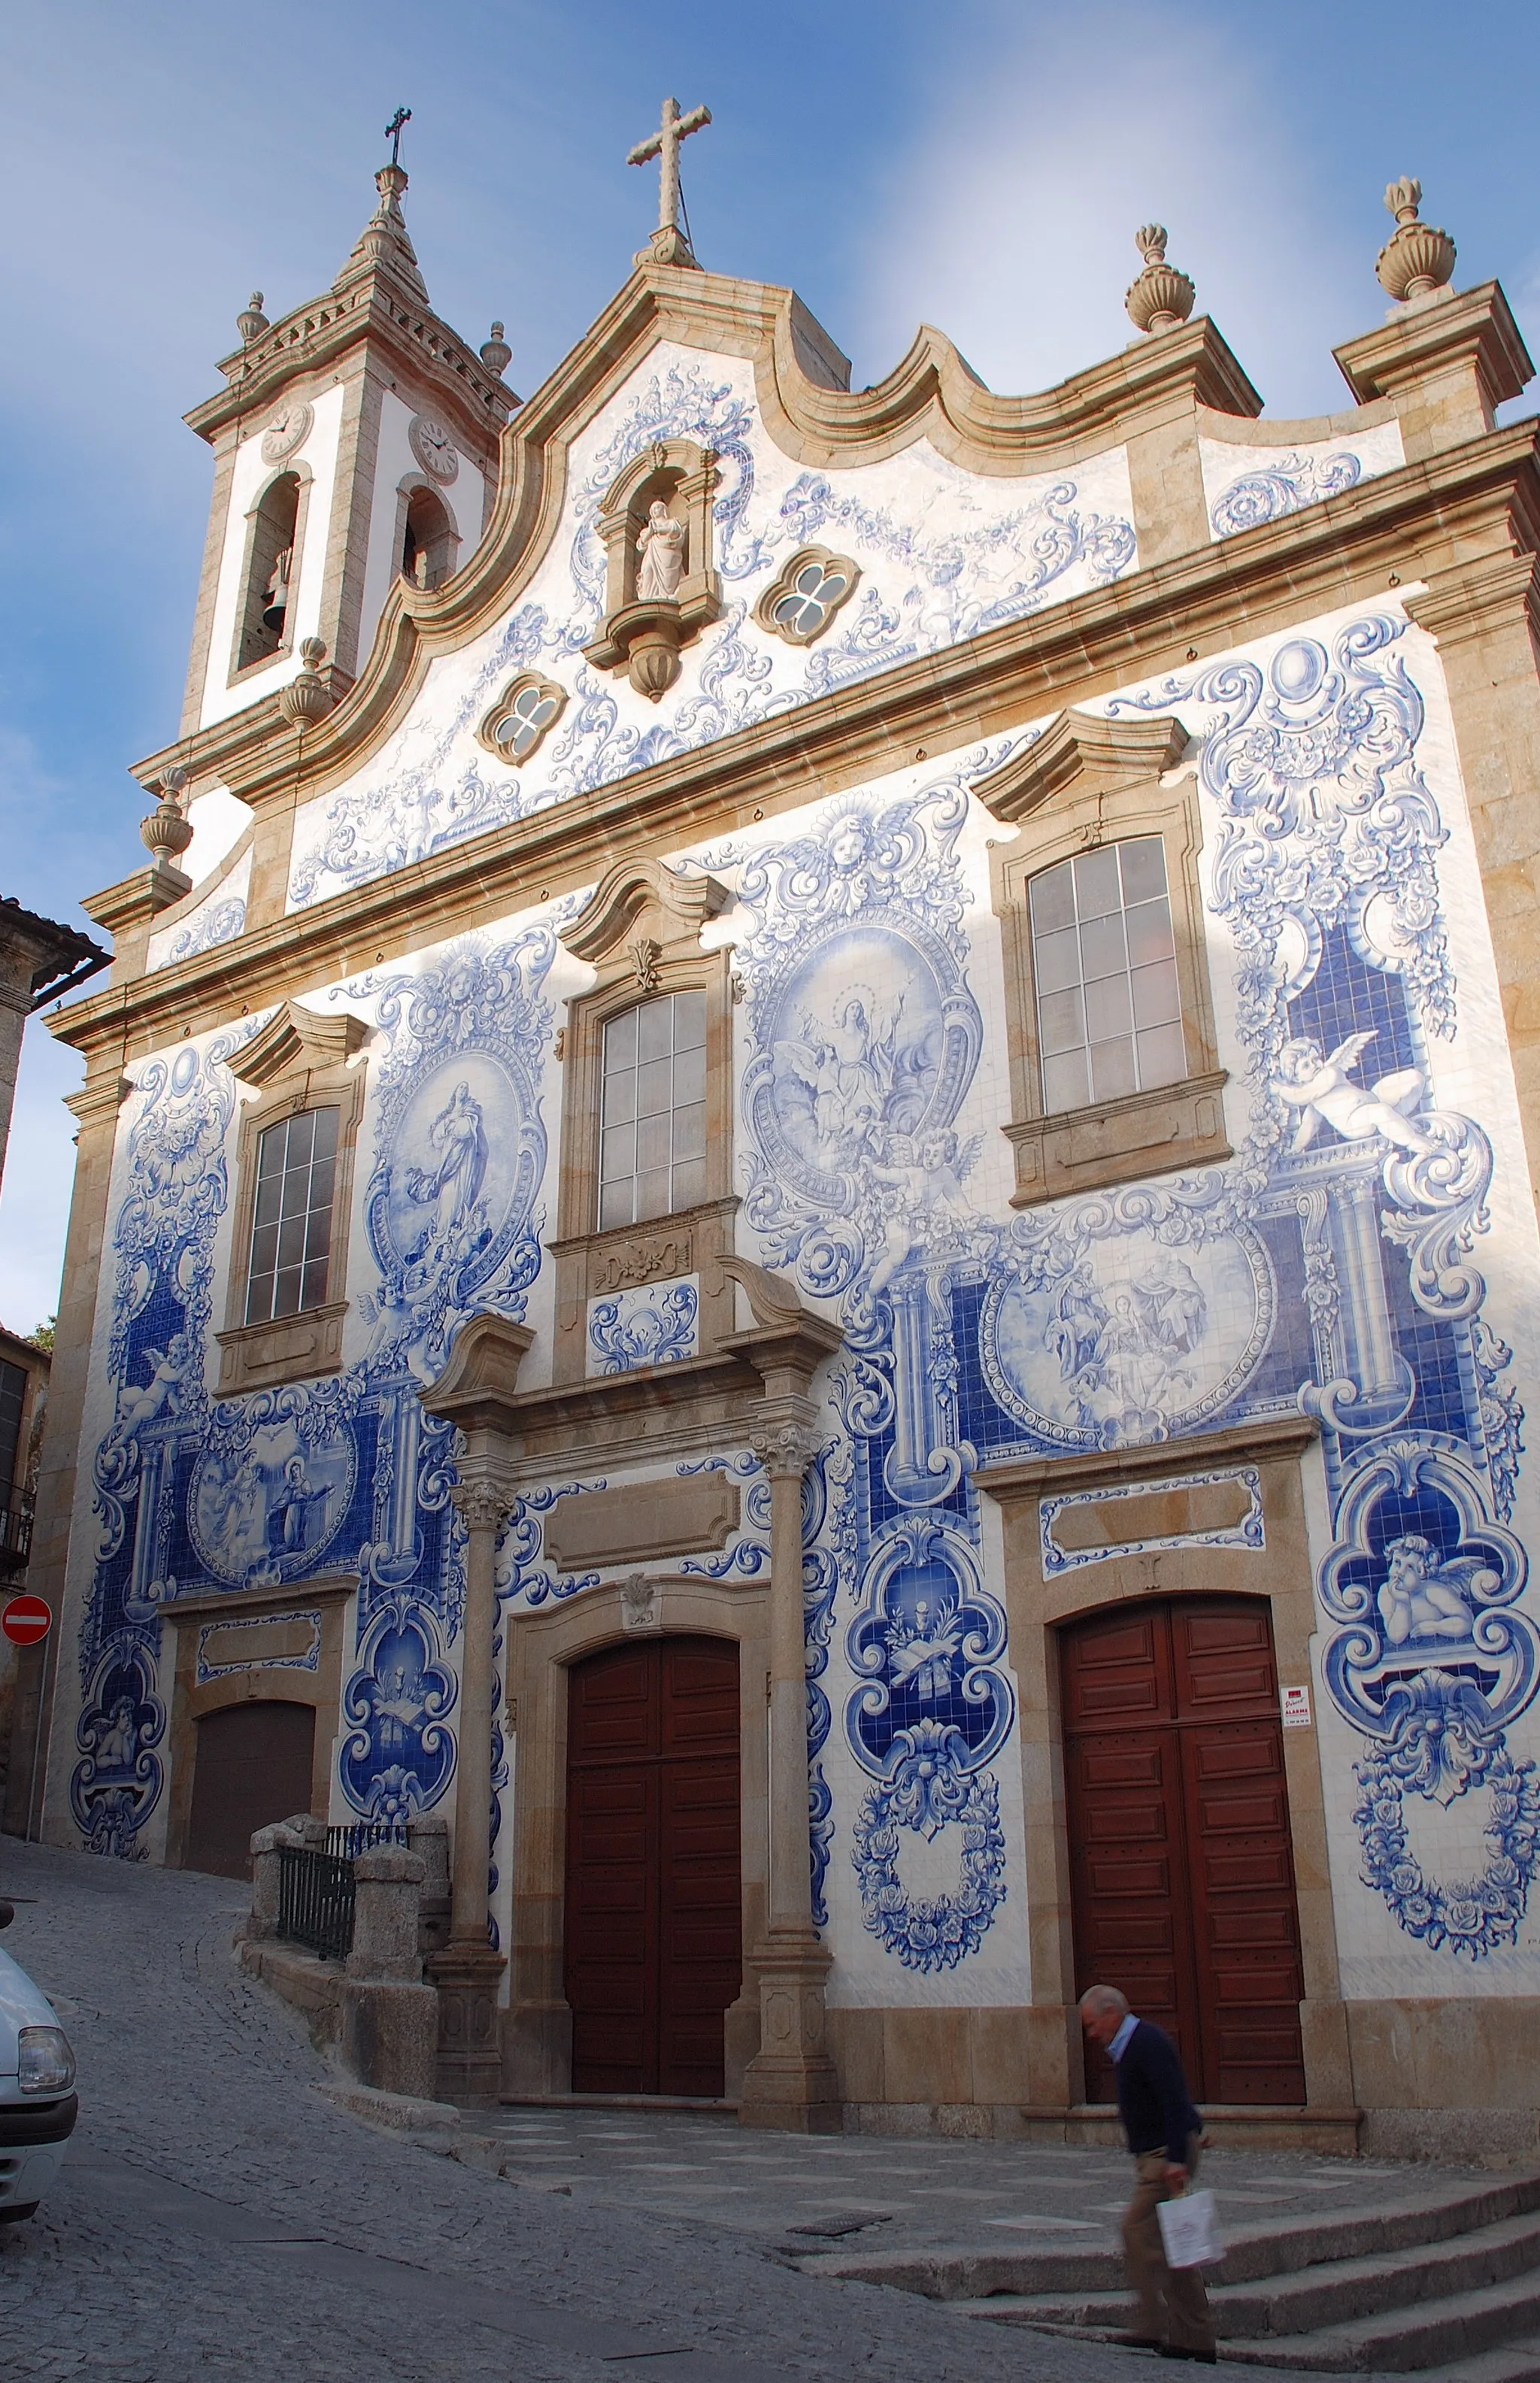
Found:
[0,1029,83,1342]
[850,2,1371,419]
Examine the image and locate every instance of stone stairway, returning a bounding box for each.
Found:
[805,2169,1540,2376]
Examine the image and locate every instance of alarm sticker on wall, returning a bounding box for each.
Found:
[1281,1684,1312,1729]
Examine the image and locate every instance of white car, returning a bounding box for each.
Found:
[0,1896,77,2223]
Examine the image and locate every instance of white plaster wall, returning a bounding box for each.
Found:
[198,381,347,732]
[353,387,487,670]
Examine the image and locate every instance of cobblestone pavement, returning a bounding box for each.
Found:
[0,1839,1490,2383]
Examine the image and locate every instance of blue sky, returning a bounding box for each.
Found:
[2,0,1537,1335]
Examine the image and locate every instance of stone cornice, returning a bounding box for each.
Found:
[977,1411,1320,1501]
[133,268,1260,814]
[186,271,515,450]
[1333,280,1532,412]
[55,420,1540,1069]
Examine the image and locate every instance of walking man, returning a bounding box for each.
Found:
[1079,1984,1217,2363]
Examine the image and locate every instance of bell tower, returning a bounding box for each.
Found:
[178,145,517,735]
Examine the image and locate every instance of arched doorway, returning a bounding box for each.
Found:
[564,1636,741,2097]
[1060,1596,1306,2106]
[184,1701,316,1880]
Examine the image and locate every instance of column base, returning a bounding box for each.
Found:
[425,1942,507,2105]
[739,1927,841,2133]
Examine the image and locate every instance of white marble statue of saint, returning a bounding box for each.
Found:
[635,500,687,601]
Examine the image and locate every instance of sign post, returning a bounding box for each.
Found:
[1,1596,53,1649]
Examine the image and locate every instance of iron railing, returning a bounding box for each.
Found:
[0,1502,33,1575]
[277,1844,355,1962]
[325,1821,409,1859]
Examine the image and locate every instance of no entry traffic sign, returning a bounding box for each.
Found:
[1,1596,51,1648]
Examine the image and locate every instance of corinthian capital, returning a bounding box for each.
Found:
[450,1478,513,1532]
[747,1407,821,1481]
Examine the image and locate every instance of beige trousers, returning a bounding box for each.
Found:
[1121,2133,1217,2356]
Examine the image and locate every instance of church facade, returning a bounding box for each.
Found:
[21,136,1540,2149]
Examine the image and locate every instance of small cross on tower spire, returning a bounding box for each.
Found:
[384,106,411,168]
[627,96,711,269]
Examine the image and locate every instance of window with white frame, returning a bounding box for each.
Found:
[1029,837,1184,1113]
[598,993,707,1229]
[244,1108,340,1323]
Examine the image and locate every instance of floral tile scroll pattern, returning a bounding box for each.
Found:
[146,849,252,975]
[1199,422,1405,541]
[70,928,557,1856]
[587,1275,699,1375]
[286,350,1137,914]
[73,586,1540,1991]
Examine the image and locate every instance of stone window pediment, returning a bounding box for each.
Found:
[217,1003,369,1394]
[549,859,737,1384]
[981,711,1230,1206]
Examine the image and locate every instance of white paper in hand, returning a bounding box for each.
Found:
[1157,2187,1223,2269]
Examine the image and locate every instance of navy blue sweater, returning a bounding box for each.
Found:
[1113,2019,1202,2166]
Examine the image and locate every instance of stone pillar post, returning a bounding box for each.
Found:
[423,1474,510,2104]
[340,1845,439,2100]
[245,1821,300,1942]
[739,1405,841,2133]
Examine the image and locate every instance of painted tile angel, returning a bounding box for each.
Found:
[1375,1531,1497,1647]
[1272,1031,1435,1157]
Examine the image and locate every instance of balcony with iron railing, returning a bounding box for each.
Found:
[0,1500,33,1578]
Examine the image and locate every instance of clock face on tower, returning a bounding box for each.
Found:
[409,413,459,483]
[259,401,314,465]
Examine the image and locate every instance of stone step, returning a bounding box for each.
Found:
[947,2269,1540,2375]
[1235,2271,1540,2375]
[1213,2211,1540,2340]
[809,2169,1540,2304]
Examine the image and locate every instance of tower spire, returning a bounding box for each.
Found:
[336,118,428,300]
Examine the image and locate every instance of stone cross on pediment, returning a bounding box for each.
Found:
[627,95,711,267]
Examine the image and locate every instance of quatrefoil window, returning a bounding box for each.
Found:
[477,672,568,766]
[753,545,860,646]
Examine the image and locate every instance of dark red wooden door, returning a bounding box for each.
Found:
[1060,1597,1305,2106]
[565,1636,741,2096]
[184,1700,315,1880]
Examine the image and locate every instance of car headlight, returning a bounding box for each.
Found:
[17,2026,75,2094]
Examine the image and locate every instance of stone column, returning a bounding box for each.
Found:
[424,1474,509,2104]
[739,1406,841,2133]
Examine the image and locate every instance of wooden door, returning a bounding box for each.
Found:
[565,1636,741,2096]
[1060,1597,1305,2106]
[184,1700,316,1880]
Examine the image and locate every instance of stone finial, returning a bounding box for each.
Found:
[1375,177,1457,305]
[1125,224,1196,335]
[237,290,268,344]
[140,762,193,862]
[480,320,512,375]
[277,637,334,727]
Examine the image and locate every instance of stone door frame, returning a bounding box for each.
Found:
[501,1573,772,2103]
[979,1415,1359,2144]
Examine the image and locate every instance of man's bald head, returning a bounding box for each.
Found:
[1078,1984,1129,2047]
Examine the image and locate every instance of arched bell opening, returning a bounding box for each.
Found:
[237,470,302,671]
[400,483,459,592]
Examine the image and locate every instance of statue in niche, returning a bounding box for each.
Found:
[1375,1533,1495,1646]
[635,499,686,601]
[1272,1030,1435,1157]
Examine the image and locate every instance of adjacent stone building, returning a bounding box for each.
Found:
[19,138,1540,2151]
